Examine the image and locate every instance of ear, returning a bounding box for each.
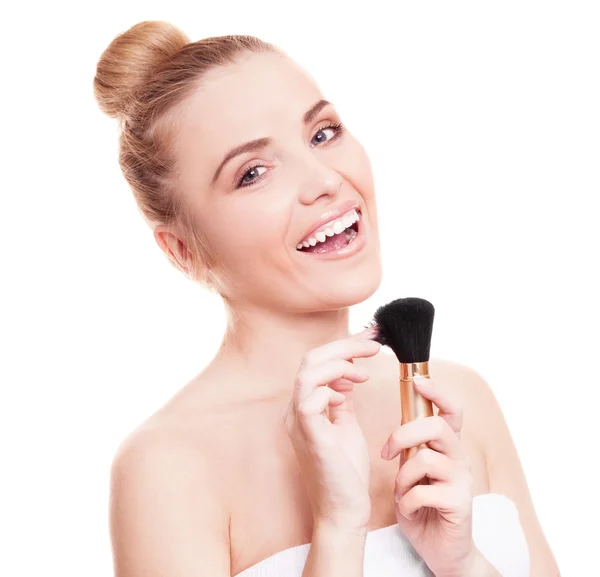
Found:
[153,224,192,275]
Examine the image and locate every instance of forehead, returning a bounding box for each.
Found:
[174,52,323,167]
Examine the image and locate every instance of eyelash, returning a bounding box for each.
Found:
[235,122,345,189]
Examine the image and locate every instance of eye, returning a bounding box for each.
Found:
[311,122,344,148]
[234,122,345,189]
[236,164,267,188]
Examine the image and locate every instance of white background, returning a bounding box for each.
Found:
[1,1,598,575]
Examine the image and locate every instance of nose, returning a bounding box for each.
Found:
[296,152,343,206]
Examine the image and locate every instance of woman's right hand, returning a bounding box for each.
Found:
[283,327,382,533]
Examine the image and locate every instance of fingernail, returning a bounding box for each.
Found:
[381,444,389,459]
[414,376,428,388]
[362,325,379,339]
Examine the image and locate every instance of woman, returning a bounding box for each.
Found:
[94,21,559,577]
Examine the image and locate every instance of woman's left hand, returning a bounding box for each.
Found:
[380,375,486,577]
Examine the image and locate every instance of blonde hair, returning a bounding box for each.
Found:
[93,21,281,289]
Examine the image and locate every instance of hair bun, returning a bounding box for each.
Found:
[93,20,189,119]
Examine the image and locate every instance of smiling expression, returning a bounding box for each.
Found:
[170,51,382,311]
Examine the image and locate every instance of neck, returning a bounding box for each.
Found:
[211,301,353,398]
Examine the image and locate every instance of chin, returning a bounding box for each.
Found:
[314,260,383,310]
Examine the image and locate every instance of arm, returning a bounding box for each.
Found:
[109,430,231,577]
[302,522,367,577]
[453,363,561,577]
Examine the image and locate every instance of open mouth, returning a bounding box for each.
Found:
[296,209,361,254]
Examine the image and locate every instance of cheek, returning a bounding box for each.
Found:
[206,203,287,261]
[339,136,375,200]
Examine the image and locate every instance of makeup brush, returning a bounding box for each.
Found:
[367,297,435,462]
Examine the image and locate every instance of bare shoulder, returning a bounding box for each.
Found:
[368,350,490,411]
[368,352,489,480]
[111,416,227,496]
[111,373,237,516]
[109,407,231,576]
[428,358,494,418]
[403,356,501,448]
[429,357,492,401]
[358,349,488,414]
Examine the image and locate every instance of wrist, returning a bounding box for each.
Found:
[313,518,369,542]
[305,520,367,577]
[462,547,501,577]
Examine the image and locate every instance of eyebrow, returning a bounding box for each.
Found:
[211,99,332,185]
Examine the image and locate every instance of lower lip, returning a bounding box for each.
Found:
[296,214,366,261]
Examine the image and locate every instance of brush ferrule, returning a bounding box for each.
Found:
[399,361,430,381]
[399,361,434,462]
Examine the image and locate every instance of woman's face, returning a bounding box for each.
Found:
[171,51,382,312]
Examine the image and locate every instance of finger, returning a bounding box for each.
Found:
[396,482,472,521]
[394,448,460,500]
[297,385,346,418]
[382,416,466,462]
[300,333,381,369]
[327,377,359,421]
[294,358,370,404]
[295,386,345,442]
[356,324,380,339]
[413,376,463,434]
[397,484,453,520]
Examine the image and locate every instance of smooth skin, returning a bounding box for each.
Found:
[110,340,560,576]
[108,52,560,576]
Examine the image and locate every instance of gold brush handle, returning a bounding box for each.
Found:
[400,362,434,464]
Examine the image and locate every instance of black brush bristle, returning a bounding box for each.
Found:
[369,297,435,363]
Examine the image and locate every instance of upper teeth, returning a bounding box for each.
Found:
[296,209,360,250]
